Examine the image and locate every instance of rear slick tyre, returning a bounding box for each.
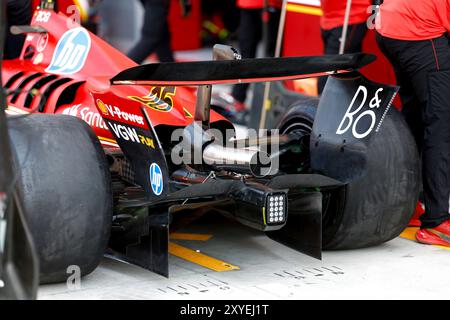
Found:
[8,115,112,284]
[278,100,420,249]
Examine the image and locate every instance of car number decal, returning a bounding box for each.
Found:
[128,87,176,112]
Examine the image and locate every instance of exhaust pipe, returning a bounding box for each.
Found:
[203,144,277,177]
[185,45,277,177]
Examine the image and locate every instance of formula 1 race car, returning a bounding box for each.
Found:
[2,1,419,283]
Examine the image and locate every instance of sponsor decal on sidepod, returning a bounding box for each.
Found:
[149,163,163,196]
[96,99,145,125]
[63,104,108,130]
[63,103,154,148]
[46,27,91,75]
[108,122,155,149]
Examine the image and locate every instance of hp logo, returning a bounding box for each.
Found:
[149,163,163,196]
[46,27,91,75]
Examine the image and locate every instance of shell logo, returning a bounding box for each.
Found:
[96,99,108,115]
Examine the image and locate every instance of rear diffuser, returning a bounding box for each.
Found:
[266,192,322,259]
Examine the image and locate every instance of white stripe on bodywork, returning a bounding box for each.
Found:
[6,106,29,115]
[288,0,321,6]
[100,141,120,148]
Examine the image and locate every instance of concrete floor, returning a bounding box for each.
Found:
[38,214,450,300]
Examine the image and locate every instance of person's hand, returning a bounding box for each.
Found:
[180,0,192,18]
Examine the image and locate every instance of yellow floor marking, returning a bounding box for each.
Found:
[170,233,212,241]
[286,4,323,16]
[169,242,240,272]
[400,227,450,251]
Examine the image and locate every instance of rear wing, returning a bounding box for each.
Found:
[111,53,376,86]
[110,52,376,133]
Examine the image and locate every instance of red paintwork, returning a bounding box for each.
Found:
[284,9,323,57]
[169,0,202,51]
[3,8,227,149]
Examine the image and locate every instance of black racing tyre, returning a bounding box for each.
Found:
[8,114,112,283]
[278,98,420,249]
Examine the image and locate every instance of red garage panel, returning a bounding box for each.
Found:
[282,0,398,105]
[168,0,202,51]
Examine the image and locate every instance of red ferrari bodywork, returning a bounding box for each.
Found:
[3,9,227,149]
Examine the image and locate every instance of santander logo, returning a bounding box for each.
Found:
[62,104,108,130]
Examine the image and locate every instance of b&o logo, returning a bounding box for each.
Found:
[336,85,384,139]
[46,27,91,75]
[149,163,163,196]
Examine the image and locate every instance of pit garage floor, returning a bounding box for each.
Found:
[38,214,450,300]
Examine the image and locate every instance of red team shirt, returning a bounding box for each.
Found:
[378,0,450,41]
[321,0,371,30]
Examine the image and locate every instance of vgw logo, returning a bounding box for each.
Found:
[46,27,91,75]
[149,163,163,196]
